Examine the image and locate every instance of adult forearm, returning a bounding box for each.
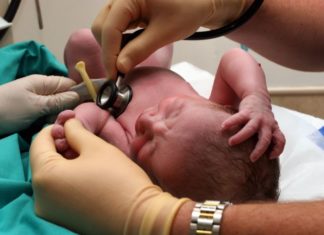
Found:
[222,200,324,235]
[227,0,324,71]
[170,200,195,235]
[171,200,324,235]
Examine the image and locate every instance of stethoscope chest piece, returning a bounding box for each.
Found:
[96,79,133,117]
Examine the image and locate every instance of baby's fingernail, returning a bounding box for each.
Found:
[250,155,258,162]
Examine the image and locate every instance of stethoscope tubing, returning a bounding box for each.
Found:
[186,0,264,40]
[121,0,263,42]
[96,0,263,114]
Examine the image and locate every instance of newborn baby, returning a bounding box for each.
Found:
[52,29,284,203]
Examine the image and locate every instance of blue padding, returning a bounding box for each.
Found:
[0,41,77,234]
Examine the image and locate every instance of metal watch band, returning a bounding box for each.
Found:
[190,200,231,235]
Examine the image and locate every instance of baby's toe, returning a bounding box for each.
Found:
[52,124,65,139]
[54,138,69,153]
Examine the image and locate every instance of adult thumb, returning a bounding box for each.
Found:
[117,26,172,73]
[43,91,80,115]
[30,125,65,174]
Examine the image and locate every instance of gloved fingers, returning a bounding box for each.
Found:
[63,118,126,158]
[92,0,135,79]
[30,125,65,174]
[49,76,77,92]
[40,91,80,116]
[30,75,77,95]
[116,17,201,75]
[117,25,175,74]
[91,2,112,46]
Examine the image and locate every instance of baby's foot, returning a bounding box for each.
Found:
[51,110,78,159]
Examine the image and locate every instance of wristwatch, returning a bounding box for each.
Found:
[190,200,231,235]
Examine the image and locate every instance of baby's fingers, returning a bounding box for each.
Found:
[221,112,248,130]
[269,128,286,159]
[228,119,259,146]
[250,128,272,162]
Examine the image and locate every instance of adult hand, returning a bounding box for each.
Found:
[30,119,187,235]
[0,75,79,136]
[91,0,246,79]
[222,93,286,162]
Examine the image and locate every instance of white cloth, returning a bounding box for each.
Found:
[172,62,324,201]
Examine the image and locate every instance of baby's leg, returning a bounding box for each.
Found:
[64,28,106,83]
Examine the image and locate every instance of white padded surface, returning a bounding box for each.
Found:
[172,62,324,201]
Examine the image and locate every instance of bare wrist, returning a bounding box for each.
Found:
[206,0,248,28]
[170,200,196,235]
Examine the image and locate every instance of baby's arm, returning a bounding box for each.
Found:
[209,48,285,162]
[52,103,128,158]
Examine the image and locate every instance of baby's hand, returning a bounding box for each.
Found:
[221,93,285,162]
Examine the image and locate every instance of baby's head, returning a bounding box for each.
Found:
[181,104,280,203]
[132,96,280,203]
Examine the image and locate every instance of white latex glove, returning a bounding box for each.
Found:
[92,0,247,79]
[0,75,79,135]
[30,119,188,235]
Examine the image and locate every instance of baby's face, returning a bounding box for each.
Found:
[131,95,231,198]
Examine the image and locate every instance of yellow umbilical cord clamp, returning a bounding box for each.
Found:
[75,61,97,102]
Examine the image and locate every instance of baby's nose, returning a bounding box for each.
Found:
[136,107,167,136]
[136,107,157,133]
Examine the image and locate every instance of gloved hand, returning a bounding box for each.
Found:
[30,119,188,235]
[0,75,79,135]
[92,0,247,79]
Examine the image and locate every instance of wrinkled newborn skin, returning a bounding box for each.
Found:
[53,66,236,199]
[71,67,199,157]
[53,29,279,202]
[54,68,279,203]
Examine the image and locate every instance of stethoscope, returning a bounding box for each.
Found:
[96,0,263,117]
[96,77,133,117]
